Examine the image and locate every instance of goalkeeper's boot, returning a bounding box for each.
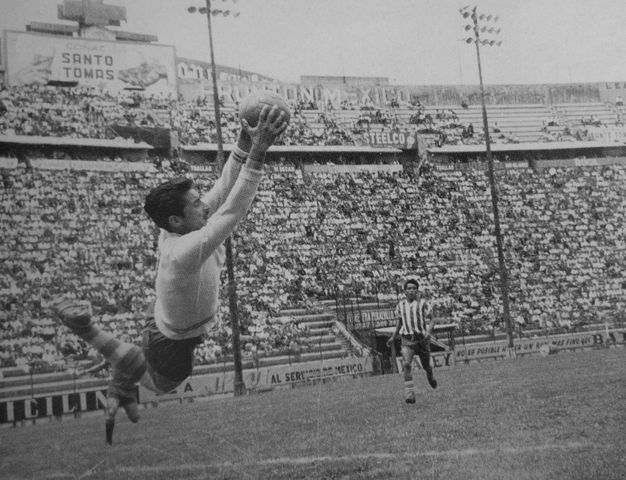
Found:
[405,392,416,404]
[50,296,93,334]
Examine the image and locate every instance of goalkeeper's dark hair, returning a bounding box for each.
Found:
[403,278,419,290]
[144,177,194,231]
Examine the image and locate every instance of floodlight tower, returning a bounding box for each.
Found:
[188,0,246,396]
[460,6,514,351]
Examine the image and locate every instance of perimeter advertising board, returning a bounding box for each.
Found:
[139,356,374,404]
[393,329,625,372]
[4,31,177,95]
[0,387,109,424]
[0,357,373,423]
[453,329,625,363]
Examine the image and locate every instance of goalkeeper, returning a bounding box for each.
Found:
[51,105,288,407]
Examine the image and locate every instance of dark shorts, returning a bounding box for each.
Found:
[400,333,432,371]
[142,317,202,383]
[400,333,431,352]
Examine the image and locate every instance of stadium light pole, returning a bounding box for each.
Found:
[188,0,246,396]
[460,6,514,350]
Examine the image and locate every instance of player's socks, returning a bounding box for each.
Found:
[105,420,114,446]
[426,369,438,389]
[404,379,416,403]
[426,368,437,388]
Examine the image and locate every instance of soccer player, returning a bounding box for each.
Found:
[50,105,288,426]
[386,278,438,403]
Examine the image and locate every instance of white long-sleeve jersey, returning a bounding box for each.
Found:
[153,148,263,339]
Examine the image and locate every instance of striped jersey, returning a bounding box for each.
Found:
[395,297,431,335]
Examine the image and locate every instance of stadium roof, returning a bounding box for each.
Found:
[428,140,625,154]
[0,134,153,150]
[181,144,403,154]
[113,31,158,43]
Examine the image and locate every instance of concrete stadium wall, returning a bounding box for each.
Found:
[182,79,608,108]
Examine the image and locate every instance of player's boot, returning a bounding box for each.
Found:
[405,391,416,404]
[50,296,93,333]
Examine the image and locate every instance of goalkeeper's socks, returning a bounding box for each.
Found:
[106,420,115,446]
[78,330,147,385]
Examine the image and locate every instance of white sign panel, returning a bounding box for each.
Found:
[5,31,177,95]
[139,356,374,403]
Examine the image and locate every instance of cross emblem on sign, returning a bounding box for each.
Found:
[58,0,126,28]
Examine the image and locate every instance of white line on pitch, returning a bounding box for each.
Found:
[84,441,594,477]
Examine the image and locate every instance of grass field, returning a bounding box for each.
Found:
[1,347,625,480]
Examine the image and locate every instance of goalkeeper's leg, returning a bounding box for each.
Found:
[51,296,148,383]
[51,296,184,395]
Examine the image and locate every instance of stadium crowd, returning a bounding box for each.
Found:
[0,85,170,139]
[1,83,625,373]
[1,153,626,372]
[5,84,622,149]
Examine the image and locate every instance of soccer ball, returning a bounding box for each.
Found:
[238,90,291,127]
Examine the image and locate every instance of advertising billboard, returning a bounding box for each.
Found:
[4,31,177,94]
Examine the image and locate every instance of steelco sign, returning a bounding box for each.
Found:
[365,131,416,149]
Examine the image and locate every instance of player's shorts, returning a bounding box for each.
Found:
[400,333,431,352]
[400,333,433,372]
[142,317,202,383]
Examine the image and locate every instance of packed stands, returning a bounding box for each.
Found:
[1,83,626,375]
[0,85,169,140]
[2,151,626,372]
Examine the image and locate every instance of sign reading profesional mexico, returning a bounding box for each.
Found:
[4,31,177,95]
